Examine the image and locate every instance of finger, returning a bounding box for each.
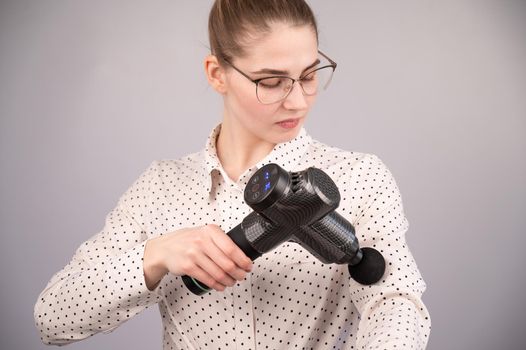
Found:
[202,240,248,281]
[208,227,253,272]
[194,252,237,287]
[186,266,227,292]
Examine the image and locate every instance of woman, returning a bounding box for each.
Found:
[34,0,431,348]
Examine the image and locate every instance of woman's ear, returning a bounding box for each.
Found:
[204,55,228,94]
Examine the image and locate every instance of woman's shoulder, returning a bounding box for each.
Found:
[306,138,402,200]
[125,151,206,191]
[307,137,387,170]
[147,150,205,172]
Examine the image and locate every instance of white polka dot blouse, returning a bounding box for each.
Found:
[34,124,431,349]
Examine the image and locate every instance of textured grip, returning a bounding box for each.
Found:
[227,223,262,260]
[241,211,292,253]
[296,212,361,265]
[307,167,340,205]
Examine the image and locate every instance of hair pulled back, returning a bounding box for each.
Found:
[208,0,318,66]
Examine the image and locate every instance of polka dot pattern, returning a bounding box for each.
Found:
[34,124,431,349]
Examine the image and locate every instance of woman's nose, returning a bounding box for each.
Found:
[282,81,308,110]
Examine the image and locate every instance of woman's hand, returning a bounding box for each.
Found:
[143,224,253,291]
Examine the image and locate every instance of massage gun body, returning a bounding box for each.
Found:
[236,166,362,265]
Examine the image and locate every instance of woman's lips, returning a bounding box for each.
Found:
[276,118,301,129]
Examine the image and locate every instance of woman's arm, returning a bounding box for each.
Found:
[344,155,431,349]
[34,160,253,345]
[33,163,162,345]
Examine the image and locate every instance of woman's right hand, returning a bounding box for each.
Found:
[143,224,253,291]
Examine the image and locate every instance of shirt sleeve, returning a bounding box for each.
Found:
[344,154,431,349]
[34,161,163,345]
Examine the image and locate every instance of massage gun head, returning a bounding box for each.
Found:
[348,247,386,285]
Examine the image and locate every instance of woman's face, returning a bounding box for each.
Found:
[222,22,319,145]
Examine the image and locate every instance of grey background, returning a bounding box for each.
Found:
[1,0,525,349]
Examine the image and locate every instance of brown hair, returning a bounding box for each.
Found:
[208,0,318,66]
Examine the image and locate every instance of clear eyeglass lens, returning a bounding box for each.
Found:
[256,66,334,104]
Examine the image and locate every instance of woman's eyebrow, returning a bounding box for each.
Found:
[250,58,321,75]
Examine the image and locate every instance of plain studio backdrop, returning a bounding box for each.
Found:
[1,1,525,349]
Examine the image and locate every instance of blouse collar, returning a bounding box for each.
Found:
[200,123,312,194]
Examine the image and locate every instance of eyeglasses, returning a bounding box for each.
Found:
[223,50,337,105]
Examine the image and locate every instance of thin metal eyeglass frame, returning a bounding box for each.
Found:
[223,50,337,105]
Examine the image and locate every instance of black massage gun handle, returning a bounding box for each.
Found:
[181,223,263,295]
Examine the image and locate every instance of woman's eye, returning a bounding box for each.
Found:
[302,71,317,81]
[259,77,283,88]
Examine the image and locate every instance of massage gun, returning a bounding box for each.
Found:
[182,163,385,295]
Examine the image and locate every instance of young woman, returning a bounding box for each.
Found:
[35,1,431,348]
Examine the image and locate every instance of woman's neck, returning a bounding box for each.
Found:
[216,121,275,182]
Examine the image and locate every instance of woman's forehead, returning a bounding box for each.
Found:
[237,24,318,73]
